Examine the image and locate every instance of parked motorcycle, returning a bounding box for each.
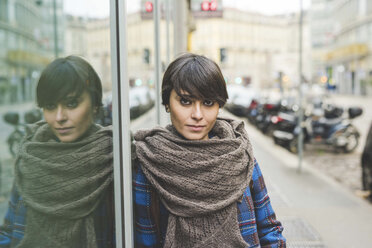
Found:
[3,109,42,158]
[246,98,258,123]
[255,100,282,135]
[273,105,363,153]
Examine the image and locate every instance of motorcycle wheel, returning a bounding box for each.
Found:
[273,136,279,145]
[288,138,298,153]
[8,130,24,158]
[343,131,359,153]
[362,167,370,191]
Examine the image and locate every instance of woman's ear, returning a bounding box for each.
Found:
[165,105,170,113]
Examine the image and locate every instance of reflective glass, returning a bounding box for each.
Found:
[0,0,114,247]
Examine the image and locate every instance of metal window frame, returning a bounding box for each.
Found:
[109,0,169,246]
[110,0,133,247]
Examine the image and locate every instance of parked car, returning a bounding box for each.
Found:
[129,86,155,120]
[225,84,257,117]
[96,86,155,125]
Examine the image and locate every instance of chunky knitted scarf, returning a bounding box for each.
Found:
[134,117,255,247]
[14,121,113,248]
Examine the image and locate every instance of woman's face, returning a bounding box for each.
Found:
[43,91,95,142]
[168,89,219,140]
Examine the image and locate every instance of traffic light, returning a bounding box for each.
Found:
[145,1,153,12]
[201,0,218,11]
[220,48,227,63]
[143,48,150,64]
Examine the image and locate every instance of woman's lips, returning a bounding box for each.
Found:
[55,127,73,134]
[187,125,204,132]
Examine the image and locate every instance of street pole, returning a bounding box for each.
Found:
[154,0,161,125]
[53,0,58,58]
[297,0,304,172]
[186,0,194,52]
[165,0,171,66]
[173,0,187,55]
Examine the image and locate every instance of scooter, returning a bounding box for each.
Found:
[3,109,42,158]
[273,106,363,153]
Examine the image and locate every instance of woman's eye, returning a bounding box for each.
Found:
[44,104,56,110]
[203,100,214,106]
[66,100,78,108]
[180,98,191,105]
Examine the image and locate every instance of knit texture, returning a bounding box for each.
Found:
[14,121,113,248]
[134,117,255,247]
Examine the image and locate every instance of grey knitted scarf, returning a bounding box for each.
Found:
[14,121,113,248]
[134,117,255,247]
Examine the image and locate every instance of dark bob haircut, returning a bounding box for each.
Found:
[36,55,102,108]
[162,53,228,108]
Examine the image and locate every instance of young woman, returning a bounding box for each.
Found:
[0,56,114,248]
[133,53,286,247]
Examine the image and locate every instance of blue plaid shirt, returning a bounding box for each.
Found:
[0,185,115,248]
[133,159,286,248]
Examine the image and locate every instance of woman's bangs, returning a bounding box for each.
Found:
[39,67,84,106]
[174,65,218,101]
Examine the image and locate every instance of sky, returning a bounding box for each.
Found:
[63,0,311,18]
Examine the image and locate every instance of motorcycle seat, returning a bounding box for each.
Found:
[319,117,343,126]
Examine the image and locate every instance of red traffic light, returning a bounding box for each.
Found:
[145,1,153,13]
[201,0,218,11]
[210,0,217,11]
[201,1,210,11]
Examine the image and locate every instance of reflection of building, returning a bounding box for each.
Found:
[64,15,87,57]
[0,0,64,104]
[86,18,111,91]
[64,16,111,91]
[311,0,372,95]
[127,7,311,89]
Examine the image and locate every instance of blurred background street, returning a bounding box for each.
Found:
[1,0,372,247]
[128,105,372,247]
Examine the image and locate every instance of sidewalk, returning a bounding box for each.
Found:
[223,111,372,248]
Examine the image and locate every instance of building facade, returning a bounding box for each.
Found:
[63,4,312,92]
[311,0,372,95]
[126,6,311,90]
[64,16,111,91]
[0,0,64,104]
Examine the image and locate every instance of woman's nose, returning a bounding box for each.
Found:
[191,103,203,120]
[55,106,67,122]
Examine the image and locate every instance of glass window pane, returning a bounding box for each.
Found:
[0,1,116,247]
[127,0,173,133]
